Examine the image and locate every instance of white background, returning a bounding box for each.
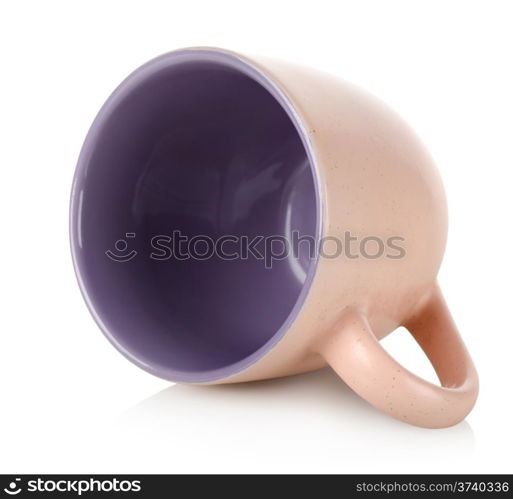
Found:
[1,0,512,474]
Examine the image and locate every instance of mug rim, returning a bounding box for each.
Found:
[69,47,324,383]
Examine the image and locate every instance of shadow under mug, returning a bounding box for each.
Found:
[70,47,478,428]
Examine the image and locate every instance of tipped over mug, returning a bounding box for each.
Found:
[70,47,478,428]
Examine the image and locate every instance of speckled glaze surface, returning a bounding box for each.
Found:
[71,47,478,428]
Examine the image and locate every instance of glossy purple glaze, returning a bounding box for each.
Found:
[70,49,321,382]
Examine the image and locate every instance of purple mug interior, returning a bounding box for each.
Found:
[70,49,321,382]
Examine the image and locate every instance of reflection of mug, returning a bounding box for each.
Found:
[70,47,478,428]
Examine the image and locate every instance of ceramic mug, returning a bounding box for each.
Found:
[70,47,478,428]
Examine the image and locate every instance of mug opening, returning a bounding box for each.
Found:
[70,49,321,382]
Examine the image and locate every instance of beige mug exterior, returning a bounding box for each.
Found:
[193,48,478,429]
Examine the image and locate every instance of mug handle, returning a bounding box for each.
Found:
[317,284,478,428]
